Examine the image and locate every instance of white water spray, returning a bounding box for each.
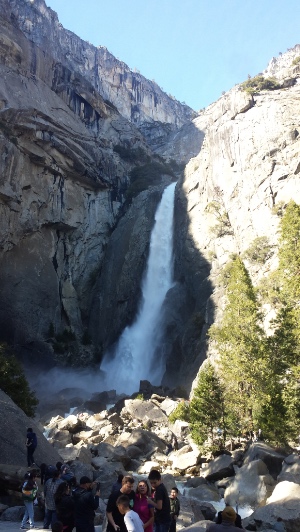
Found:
[101,182,176,394]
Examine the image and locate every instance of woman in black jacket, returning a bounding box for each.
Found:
[55,482,75,532]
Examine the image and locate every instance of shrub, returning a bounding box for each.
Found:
[241,75,281,95]
[169,401,190,424]
[243,236,274,264]
[292,56,300,66]
[206,201,233,237]
[136,393,144,401]
[0,343,38,417]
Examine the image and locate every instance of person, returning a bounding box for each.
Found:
[26,427,37,467]
[172,437,178,451]
[73,475,100,532]
[44,469,63,529]
[106,475,135,532]
[20,471,38,530]
[133,480,154,532]
[166,443,172,455]
[51,523,63,532]
[208,506,246,531]
[117,495,144,532]
[147,470,171,532]
[111,474,124,493]
[169,487,180,532]
[56,461,76,486]
[55,481,75,532]
[216,503,242,528]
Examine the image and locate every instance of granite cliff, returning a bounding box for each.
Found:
[162,46,300,388]
[0,0,199,369]
[1,0,300,395]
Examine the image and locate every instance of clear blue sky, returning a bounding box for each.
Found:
[45,0,300,111]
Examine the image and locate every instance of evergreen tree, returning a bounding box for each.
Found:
[209,255,266,435]
[0,344,38,417]
[189,361,226,450]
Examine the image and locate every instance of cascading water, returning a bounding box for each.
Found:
[101,182,176,394]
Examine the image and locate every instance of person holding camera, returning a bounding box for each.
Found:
[55,481,75,532]
[73,476,100,532]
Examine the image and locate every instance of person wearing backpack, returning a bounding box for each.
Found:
[44,470,63,529]
[20,471,38,529]
[26,427,37,467]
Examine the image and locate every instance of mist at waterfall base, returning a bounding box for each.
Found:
[100,182,176,395]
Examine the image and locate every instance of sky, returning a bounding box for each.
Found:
[44,0,300,111]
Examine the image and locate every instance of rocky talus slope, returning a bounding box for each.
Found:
[1,389,300,531]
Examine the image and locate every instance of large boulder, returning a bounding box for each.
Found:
[243,442,286,479]
[243,481,300,531]
[0,390,61,466]
[185,483,220,502]
[93,461,126,498]
[116,428,166,454]
[204,454,235,482]
[172,451,201,474]
[121,399,168,425]
[277,453,300,484]
[224,459,275,507]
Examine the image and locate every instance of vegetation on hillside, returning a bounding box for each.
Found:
[241,75,281,95]
[0,344,38,417]
[170,201,300,450]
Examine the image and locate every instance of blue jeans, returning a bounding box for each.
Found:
[21,500,34,528]
[154,521,171,532]
[43,508,58,528]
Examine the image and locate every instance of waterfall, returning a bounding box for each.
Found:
[101,182,176,395]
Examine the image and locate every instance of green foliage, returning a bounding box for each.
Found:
[190,362,226,449]
[271,201,286,217]
[0,344,38,417]
[292,56,300,66]
[210,256,266,435]
[136,393,144,401]
[243,236,274,264]
[206,201,233,237]
[277,201,300,308]
[169,401,190,424]
[241,75,281,94]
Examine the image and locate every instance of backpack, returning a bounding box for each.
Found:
[22,480,37,501]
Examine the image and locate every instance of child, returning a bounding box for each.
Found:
[147,470,171,532]
[169,487,180,532]
[117,495,144,532]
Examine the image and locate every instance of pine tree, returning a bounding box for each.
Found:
[209,255,267,436]
[189,361,226,450]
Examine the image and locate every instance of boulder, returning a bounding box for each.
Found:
[176,495,205,528]
[57,414,86,434]
[93,461,126,498]
[185,483,220,502]
[277,454,300,484]
[159,398,179,416]
[122,399,168,424]
[69,461,94,483]
[204,454,235,482]
[138,461,160,474]
[224,459,275,507]
[0,506,24,521]
[185,478,208,488]
[0,390,62,467]
[172,451,201,473]
[243,481,300,531]
[116,428,166,454]
[172,420,190,438]
[243,442,286,479]
[59,445,91,464]
[181,521,215,532]
[126,445,142,459]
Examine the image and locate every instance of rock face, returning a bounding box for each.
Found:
[166,46,300,388]
[8,0,195,138]
[0,0,195,367]
[0,390,61,466]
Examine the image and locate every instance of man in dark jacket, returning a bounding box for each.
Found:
[73,476,100,532]
[106,475,135,532]
[26,427,37,467]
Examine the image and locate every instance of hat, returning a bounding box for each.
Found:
[222,506,236,522]
[80,476,92,484]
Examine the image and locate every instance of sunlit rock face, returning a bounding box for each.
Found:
[165,54,300,389]
[7,0,195,145]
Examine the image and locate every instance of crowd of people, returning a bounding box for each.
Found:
[22,429,250,531]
